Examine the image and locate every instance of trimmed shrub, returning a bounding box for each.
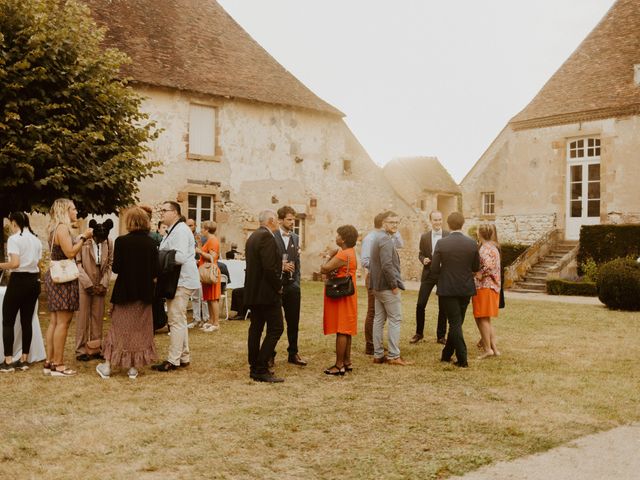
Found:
[501,243,528,269]
[578,224,640,274]
[597,258,640,311]
[546,279,597,296]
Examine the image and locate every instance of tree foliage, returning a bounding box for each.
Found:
[0,0,159,222]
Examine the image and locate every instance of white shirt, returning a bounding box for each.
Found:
[279,227,291,249]
[159,221,200,289]
[431,229,443,255]
[7,230,42,273]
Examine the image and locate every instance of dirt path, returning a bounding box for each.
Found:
[450,423,640,479]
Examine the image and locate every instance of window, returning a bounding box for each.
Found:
[188,104,216,160]
[293,217,305,249]
[569,137,600,159]
[187,194,214,228]
[342,159,352,174]
[482,192,495,216]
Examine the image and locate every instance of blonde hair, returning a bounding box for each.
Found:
[47,198,74,236]
[202,220,217,234]
[126,206,151,232]
[477,223,499,246]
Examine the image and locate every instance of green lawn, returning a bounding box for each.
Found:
[1,281,639,479]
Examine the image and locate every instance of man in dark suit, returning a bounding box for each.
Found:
[245,210,285,382]
[273,206,307,366]
[411,210,449,344]
[430,212,480,368]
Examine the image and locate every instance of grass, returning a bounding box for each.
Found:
[1,281,639,479]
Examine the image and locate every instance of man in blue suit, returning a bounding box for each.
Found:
[273,206,307,366]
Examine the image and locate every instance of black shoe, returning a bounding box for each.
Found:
[0,362,15,373]
[252,372,284,383]
[437,337,446,345]
[440,357,453,363]
[453,361,469,368]
[179,361,190,368]
[14,360,30,371]
[409,334,424,344]
[89,353,104,360]
[151,360,178,372]
[75,354,91,362]
[288,354,308,366]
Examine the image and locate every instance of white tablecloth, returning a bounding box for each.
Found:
[0,286,47,362]
[224,260,246,289]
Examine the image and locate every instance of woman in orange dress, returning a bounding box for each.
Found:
[472,224,501,359]
[196,221,221,332]
[321,224,359,375]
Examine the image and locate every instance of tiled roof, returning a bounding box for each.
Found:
[383,157,460,203]
[510,0,640,130]
[82,0,343,117]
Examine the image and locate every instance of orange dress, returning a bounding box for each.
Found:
[323,248,358,336]
[200,235,221,301]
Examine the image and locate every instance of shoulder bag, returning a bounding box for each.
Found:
[49,225,80,284]
[325,253,355,298]
[199,260,219,284]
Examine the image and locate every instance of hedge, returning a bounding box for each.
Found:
[546,279,597,296]
[597,257,640,311]
[501,243,528,269]
[578,224,640,273]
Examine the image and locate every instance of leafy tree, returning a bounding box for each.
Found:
[0,0,159,258]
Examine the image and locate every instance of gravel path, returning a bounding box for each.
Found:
[450,423,640,480]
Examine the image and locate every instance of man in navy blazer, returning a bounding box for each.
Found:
[411,210,449,345]
[430,212,480,368]
[245,210,284,382]
[273,205,307,366]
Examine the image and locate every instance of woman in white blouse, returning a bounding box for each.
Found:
[0,212,42,372]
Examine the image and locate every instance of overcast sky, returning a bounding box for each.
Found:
[218,0,616,182]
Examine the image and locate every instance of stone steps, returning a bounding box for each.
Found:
[510,240,579,294]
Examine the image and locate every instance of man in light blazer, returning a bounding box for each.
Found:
[273,206,307,366]
[430,212,480,368]
[411,210,449,345]
[369,211,413,366]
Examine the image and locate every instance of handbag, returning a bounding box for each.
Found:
[199,261,219,284]
[49,226,80,283]
[325,254,355,298]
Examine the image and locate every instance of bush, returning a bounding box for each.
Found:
[501,243,528,269]
[546,279,597,296]
[581,258,600,283]
[597,257,640,311]
[578,224,640,274]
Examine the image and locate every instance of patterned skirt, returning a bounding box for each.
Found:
[102,301,157,368]
[44,270,79,312]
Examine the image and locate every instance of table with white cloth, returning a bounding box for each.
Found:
[0,286,47,362]
[224,259,246,290]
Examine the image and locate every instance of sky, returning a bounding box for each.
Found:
[218,0,617,182]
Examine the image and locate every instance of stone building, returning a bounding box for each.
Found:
[82,0,423,277]
[460,0,640,244]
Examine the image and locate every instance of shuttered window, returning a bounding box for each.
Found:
[188,104,216,159]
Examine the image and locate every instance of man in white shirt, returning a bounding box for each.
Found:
[411,210,449,344]
[153,201,200,371]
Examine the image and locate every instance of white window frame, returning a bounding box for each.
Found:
[188,103,218,161]
[481,192,495,216]
[293,217,305,250]
[187,193,215,229]
[565,137,601,239]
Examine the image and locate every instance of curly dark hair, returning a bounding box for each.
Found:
[337,224,358,248]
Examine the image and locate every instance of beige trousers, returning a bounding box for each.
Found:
[166,286,195,366]
[75,290,106,355]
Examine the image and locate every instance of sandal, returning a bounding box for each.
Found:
[344,363,353,372]
[324,365,345,376]
[43,361,52,376]
[51,366,77,377]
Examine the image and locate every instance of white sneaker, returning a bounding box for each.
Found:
[187,320,201,329]
[127,367,138,379]
[96,362,111,379]
[201,323,220,332]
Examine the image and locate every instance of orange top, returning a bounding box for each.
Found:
[200,234,221,301]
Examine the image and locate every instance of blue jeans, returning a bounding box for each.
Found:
[373,290,402,360]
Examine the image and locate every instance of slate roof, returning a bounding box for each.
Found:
[510,0,640,130]
[82,0,343,117]
[383,157,460,202]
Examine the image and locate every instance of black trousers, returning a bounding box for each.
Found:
[440,295,470,364]
[247,304,284,374]
[281,285,301,356]
[2,272,40,357]
[230,288,247,317]
[415,278,447,338]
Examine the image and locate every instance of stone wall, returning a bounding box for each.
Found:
[466,213,557,245]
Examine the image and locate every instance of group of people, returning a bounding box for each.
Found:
[0,199,502,380]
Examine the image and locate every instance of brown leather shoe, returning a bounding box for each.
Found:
[387,357,414,366]
[373,356,387,364]
[409,334,424,344]
[288,354,308,366]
